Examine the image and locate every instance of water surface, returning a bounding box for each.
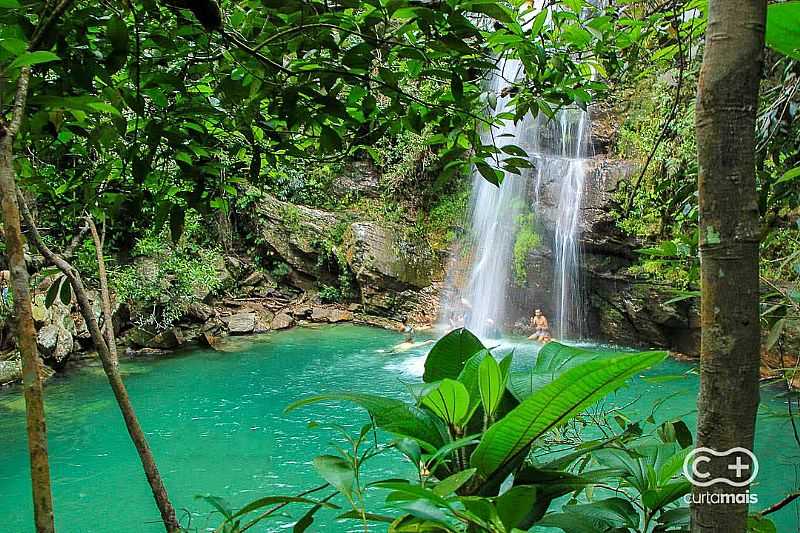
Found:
[1,325,798,531]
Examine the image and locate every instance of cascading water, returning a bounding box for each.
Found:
[440,5,596,340]
[532,109,592,339]
[439,58,533,339]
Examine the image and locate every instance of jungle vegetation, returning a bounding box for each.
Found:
[1,0,799,532]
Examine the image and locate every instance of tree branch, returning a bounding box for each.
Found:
[758,490,800,517]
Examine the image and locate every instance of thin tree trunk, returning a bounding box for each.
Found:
[692,1,766,531]
[0,67,56,533]
[18,195,180,533]
[86,215,118,361]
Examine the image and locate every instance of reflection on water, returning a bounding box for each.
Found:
[1,325,798,531]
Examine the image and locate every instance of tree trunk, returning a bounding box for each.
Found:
[18,195,180,533]
[0,68,56,533]
[692,1,766,531]
[87,216,118,361]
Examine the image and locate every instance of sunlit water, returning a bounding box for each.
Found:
[1,325,798,531]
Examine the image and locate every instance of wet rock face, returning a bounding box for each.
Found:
[249,193,343,289]
[343,221,440,318]
[586,275,701,356]
[331,160,381,199]
[36,324,74,368]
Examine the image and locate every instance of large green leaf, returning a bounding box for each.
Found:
[421,379,470,427]
[536,497,639,532]
[9,50,60,69]
[766,2,800,60]
[508,342,617,401]
[423,328,485,383]
[471,351,667,478]
[455,349,491,423]
[286,393,445,449]
[478,355,507,418]
[313,455,355,502]
[495,486,537,531]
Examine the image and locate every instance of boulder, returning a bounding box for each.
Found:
[0,355,22,385]
[310,307,354,323]
[241,271,266,287]
[36,323,74,368]
[587,275,700,357]
[331,160,381,199]
[247,193,342,288]
[125,346,171,357]
[187,301,214,322]
[353,313,406,331]
[222,313,256,334]
[271,312,295,330]
[146,327,185,350]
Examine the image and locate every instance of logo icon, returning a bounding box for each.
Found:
[682,447,759,487]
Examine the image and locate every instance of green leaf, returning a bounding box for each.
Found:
[45,276,63,308]
[286,393,445,449]
[0,38,26,55]
[422,379,470,427]
[496,486,537,531]
[231,495,339,519]
[388,499,451,526]
[464,1,515,24]
[747,515,778,533]
[775,166,800,185]
[313,455,354,501]
[319,125,342,153]
[455,349,491,423]
[537,497,638,532]
[59,276,72,305]
[423,328,485,383]
[195,495,233,520]
[471,351,667,478]
[478,355,507,417]
[9,50,60,69]
[641,480,691,511]
[335,510,395,523]
[394,437,422,466]
[766,318,786,351]
[0,0,21,8]
[292,494,336,532]
[475,161,503,186]
[531,9,548,37]
[373,481,451,509]
[432,468,476,497]
[766,2,800,59]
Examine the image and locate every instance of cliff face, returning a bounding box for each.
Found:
[242,191,443,325]
[500,105,703,355]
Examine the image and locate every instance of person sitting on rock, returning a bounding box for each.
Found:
[528,309,550,342]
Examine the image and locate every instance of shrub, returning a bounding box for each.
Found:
[317,284,342,303]
[112,230,222,332]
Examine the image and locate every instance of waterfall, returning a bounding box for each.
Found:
[439,58,533,339]
[439,9,595,341]
[532,110,591,339]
